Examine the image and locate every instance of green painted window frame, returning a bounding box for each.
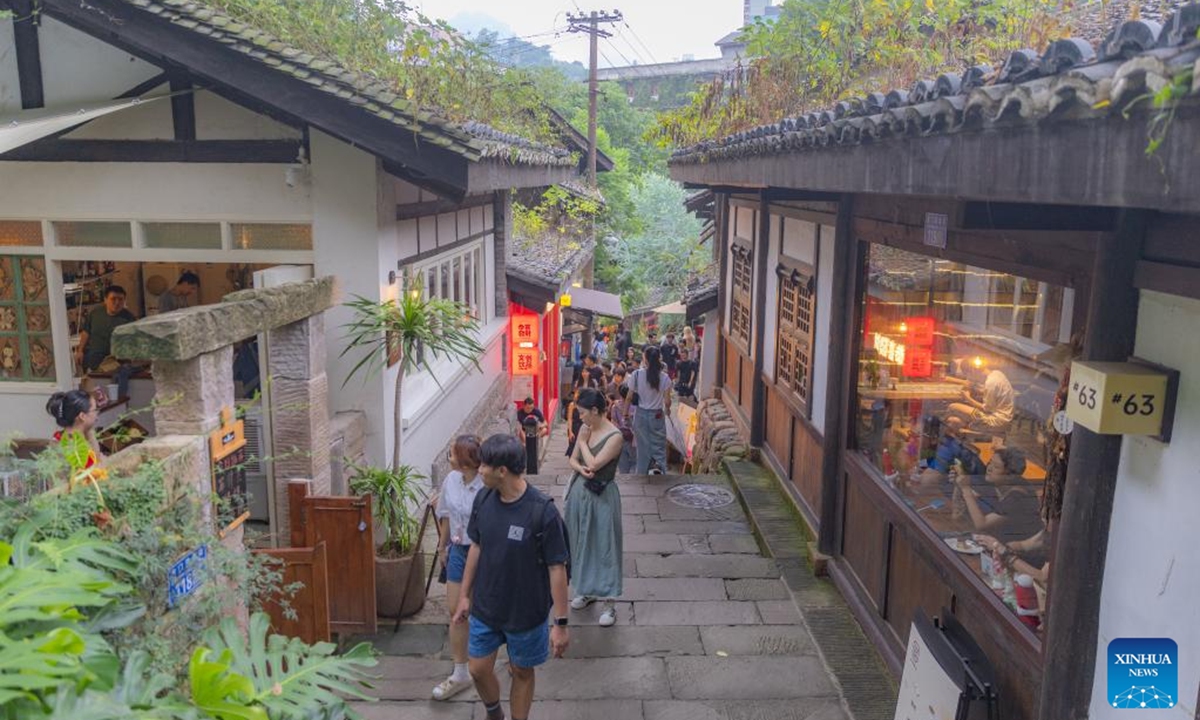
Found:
[0,255,54,383]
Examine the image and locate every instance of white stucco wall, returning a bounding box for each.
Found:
[0,21,20,114]
[762,213,781,376]
[0,163,311,221]
[1089,290,1200,719]
[810,225,835,435]
[37,18,160,109]
[310,130,390,466]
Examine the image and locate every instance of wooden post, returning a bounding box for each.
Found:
[817,195,856,554]
[288,479,312,549]
[749,192,772,447]
[1038,210,1146,720]
[714,193,730,393]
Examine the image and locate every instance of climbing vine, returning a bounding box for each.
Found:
[651,0,1069,146]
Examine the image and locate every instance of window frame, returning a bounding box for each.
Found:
[409,239,488,323]
[729,240,754,351]
[773,257,816,414]
[0,255,54,383]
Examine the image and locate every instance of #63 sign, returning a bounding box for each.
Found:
[1066,361,1176,438]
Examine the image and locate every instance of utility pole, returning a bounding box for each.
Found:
[567,9,622,187]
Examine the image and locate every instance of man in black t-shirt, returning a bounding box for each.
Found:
[674,348,698,401]
[454,434,570,720]
[515,397,547,476]
[660,332,680,379]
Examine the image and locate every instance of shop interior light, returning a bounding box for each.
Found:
[899,321,908,333]
[519,342,535,348]
[973,356,985,369]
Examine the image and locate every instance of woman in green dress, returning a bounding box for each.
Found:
[565,387,626,627]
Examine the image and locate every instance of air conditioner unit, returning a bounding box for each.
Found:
[242,404,270,522]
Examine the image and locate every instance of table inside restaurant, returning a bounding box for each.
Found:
[857,381,965,401]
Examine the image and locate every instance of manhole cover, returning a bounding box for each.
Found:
[666,483,736,509]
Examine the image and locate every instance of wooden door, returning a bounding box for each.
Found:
[254,542,330,644]
[302,494,377,635]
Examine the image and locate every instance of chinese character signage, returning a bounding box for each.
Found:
[510,314,539,346]
[905,317,935,347]
[512,347,539,376]
[903,347,933,378]
[209,407,249,536]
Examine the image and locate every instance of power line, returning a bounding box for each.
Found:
[603,37,636,68]
[566,9,623,185]
[621,20,659,65]
[614,29,650,66]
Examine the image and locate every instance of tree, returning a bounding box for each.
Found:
[341,284,484,472]
[610,173,707,307]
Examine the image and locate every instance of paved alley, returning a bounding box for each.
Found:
[348,424,876,720]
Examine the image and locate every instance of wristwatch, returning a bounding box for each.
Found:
[554,616,569,627]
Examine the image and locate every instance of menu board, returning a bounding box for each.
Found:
[209,408,249,536]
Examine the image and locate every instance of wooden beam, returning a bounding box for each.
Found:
[39,0,469,197]
[168,74,196,141]
[713,193,729,392]
[11,0,44,109]
[395,193,494,221]
[1,139,302,163]
[817,194,855,555]
[749,192,771,447]
[1039,210,1147,720]
[116,72,170,99]
[1134,260,1200,301]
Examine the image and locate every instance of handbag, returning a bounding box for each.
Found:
[620,427,634,443]
[583,476,609,495]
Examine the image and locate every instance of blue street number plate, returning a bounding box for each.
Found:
[167,545,208,608]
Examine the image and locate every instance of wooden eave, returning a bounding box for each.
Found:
[670,103,1200,214]
[36,0,477,197]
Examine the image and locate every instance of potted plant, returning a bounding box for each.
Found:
[349,462,429,618]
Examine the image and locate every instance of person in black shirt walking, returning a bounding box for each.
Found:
[515,397,547,476]
[454,435,570,720]
[660,332,680,379]
[674,348,698,401]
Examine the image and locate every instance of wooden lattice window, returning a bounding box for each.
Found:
[0,256,54,382]
[730,244,753,347]
[775,262,815,410]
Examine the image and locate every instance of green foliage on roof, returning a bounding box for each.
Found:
[201,0,556,142]
[652,0,1070,146]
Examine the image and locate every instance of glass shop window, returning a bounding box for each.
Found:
[853,243,1077,636]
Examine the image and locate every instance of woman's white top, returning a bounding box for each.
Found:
[631,368,671,411]
[436,470,484,545]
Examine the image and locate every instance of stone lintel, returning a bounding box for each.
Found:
[112,277,337,361]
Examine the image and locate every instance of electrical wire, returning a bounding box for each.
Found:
[614,29,651,66]
[621,20,659,64]
[602,37,636,68]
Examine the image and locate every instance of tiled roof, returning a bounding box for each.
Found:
[683,263,719,306]
[671,3,1200,167]
[123,0,574,167]
[507,235,596,290]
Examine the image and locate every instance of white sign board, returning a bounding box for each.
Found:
[894,622,963,720]
[923,213,948,249]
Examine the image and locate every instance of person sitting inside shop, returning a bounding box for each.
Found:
[945,357,1015,439]
[157,271,200,314]
[953,447,1042,543]
[76,286,137,373]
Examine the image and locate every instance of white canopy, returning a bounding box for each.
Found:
[0,96,166,155]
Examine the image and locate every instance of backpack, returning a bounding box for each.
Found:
[471,486,571,582]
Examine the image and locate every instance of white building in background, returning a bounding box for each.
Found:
[0,0,587,528]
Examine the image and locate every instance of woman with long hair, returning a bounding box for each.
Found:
[431,435,485,701]
[630,346,672,475]
[46,389,101,468]
[564,388,625,626]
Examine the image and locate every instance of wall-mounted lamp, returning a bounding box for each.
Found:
[388,270,397,285]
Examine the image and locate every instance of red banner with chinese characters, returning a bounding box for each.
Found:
[903,346,933,378]
[905,316,935,347]
[511,314,539,346]
[512,346,539,376]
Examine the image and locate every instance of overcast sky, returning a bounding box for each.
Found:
[416,0,744,67]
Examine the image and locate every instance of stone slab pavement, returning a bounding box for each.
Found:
[348,422,860,720]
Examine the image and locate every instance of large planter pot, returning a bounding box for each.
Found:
[375,553,426,619]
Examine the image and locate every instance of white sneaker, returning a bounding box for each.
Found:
[431,676,472,701]
[599,606,617,627]
[649,468,663,475]
[570,595,594,610]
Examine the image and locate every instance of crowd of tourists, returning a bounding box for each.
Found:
[421,324,697,719]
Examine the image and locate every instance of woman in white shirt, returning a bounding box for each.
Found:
[630,346,672,475]
[431,435,484,701]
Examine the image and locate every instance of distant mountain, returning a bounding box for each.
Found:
[475,29,587,81]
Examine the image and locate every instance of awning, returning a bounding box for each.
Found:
[564,287,624,318]
[0,96,167,155]
[653,301,688,315]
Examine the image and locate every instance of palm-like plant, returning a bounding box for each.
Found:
[347,464,427,558]
[341,279,484,472]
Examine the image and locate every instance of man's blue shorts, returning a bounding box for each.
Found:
[446,544,468,584]
[468,615,549,668]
